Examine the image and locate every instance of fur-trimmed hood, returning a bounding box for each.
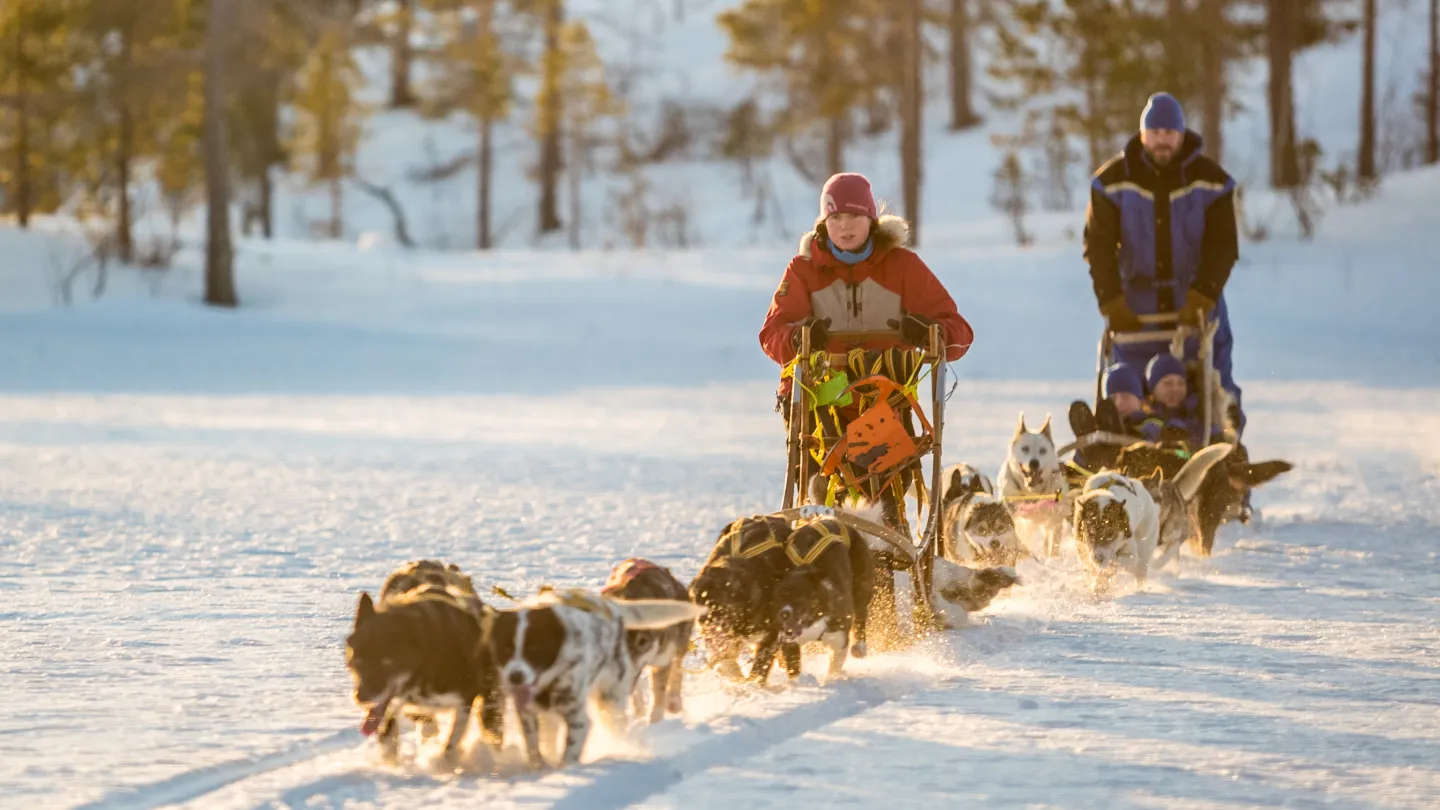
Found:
[798,214,911,260]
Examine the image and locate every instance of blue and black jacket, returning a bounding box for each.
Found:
[1083,131,1239,315]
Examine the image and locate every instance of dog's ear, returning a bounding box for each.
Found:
[1230,460,1294,488]
[1039,414,1053,441]
[1015,412,1027,438]
[355,592,376,626]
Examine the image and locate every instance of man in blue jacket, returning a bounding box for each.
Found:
[1083,92,1244,434]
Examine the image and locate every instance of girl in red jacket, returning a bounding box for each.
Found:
[758,173,974,366]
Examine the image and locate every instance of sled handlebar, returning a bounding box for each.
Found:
[1110,328,1185,345]
[828,329,903,343]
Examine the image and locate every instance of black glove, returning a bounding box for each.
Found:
[791,317,832,350]
[888,314,937,349]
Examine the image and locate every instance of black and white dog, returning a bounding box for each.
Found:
[1115,441,1293,556]
[601,558,694,723]
[346,560,503,766]
[760,513,876,682]
[689,515,797,681]
[489,588,703,769]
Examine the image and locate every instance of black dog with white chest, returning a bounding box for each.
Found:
[761,514,875,682]
[689,514,796,681]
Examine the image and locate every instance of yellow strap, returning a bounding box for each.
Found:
[724,521,784,560]
[1004,492,1065,503]
[784,520,850,566]
[1064,460,1095,478]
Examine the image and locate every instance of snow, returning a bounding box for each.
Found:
[5,159,1440,807]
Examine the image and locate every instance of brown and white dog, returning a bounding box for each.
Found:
[346,560,501,766]
[488,588,704,769]
[601,558,694,723]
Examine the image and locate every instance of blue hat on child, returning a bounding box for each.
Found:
[1102,363,1144,399]
[1141,92,1185,132]
[1146,354,1187,389]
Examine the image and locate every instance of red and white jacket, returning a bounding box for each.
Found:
[758,216,974,365]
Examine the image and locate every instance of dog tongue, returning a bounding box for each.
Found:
[361,698,391,736]
[513,686,533,711]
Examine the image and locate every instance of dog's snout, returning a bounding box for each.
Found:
[990,539,1001,549]
[507,670,527,687]
[1027,459,1040,472]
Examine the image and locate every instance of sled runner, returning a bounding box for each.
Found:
[777,324,949,634]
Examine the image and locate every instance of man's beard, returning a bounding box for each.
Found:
[1148,147,1175,166]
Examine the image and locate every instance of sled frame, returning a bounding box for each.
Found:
[779,326,949,631]
[1085,312,1222,452]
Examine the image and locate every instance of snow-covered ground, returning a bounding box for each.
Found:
[4,159,1440,807]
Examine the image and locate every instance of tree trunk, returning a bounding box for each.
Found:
[567,129,582,249]
[948,0,979,130]
[476,0,495,249]
[1427,0,1437,164]
[1167,0,1186,99]
[478,114,493,249]
[11,16,31,228]
[1084,73,1107,171]
[1358,0,1377,179]
[900,0,923,245]
[825,115,844,178]
[1200,0,1226,161]
[330,175,343,239]
[117,102,134,264]
[1267,0,1300,187]
[389,0,415,108]
[259,166,273,239]
[537,0,564,234]
[204,0,237,307]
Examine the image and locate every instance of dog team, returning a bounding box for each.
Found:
[344,404,1292,774]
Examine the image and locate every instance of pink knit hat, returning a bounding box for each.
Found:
[819,173,878,221]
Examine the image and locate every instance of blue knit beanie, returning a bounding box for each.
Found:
[1101,363,1144,400]
[1141,92,1185,132]
[1146,354,1187,389]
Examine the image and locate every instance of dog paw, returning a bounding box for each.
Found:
[793,673,821,688]
[850,641,868,659]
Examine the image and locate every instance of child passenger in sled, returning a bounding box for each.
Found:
[1140,354,1224,449]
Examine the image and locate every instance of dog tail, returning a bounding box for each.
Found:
[607,598,706,630]
[1171,442,1235,504]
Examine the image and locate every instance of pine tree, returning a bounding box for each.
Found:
[556,19,620,249]
[530,0,565,234]
[718,0,885,181]
[990,150,1031,246]
[948,0,980,130]
[0,0,84,227]
[430,0,517,249]
[1358,0,1376,181]
[291,15,365,239]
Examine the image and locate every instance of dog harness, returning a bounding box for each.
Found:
[783,517,851,566]
[601,558,663,596]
